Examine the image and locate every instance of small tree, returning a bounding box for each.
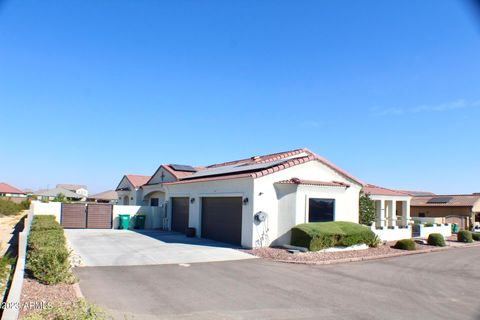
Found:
[52,193,69,203]
[359,193,375,226]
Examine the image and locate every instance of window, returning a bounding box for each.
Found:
[150,198,159,207]
[419,213,425,218]
[309,198,335,222]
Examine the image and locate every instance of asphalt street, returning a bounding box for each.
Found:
[75,246,480,320]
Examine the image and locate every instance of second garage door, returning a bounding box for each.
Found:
[201,197,242,245]
[171,197,189,233]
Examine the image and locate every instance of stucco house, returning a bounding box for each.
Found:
[411,194,480,230]
[88,190,119,204]
[115,175,151,205]
[57,184,88,197]
[0,182,26,198]
[134,148,363,248]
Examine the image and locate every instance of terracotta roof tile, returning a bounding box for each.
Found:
[0,182,25,195]
[362,184,410,197]
[411,195,480,207]
[125,175,151,188]
[276,178,350,188]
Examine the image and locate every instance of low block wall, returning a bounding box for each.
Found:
[112,205,165,230]
[419,224,452,238]
[30,201,61,222]
[371,226,412,242]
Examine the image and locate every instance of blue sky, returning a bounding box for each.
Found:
[0,0,479,194]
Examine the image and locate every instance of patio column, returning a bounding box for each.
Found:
[390,201,397,228]
[402,201,409,227]
[376,200,384,228]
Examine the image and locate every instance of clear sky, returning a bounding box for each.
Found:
[1,0,479,194]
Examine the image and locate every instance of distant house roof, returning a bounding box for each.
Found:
[89,190,118,201]
[0,182,25,195]
[397,190,436,196]
[411,194,480,207]
[362,184,410,197]
[116,175,151,191]
[35,187,84,199]
[164,148,363,186]
[56,184,87,190]
[276,178,350,188]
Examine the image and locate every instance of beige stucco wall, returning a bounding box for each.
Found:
[411,206,472,217]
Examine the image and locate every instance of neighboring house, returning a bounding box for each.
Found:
[398,190,436,197]
[88,190,118,204]
[138,148,363,248]
[57,184,88,197]
[0,182,26,198]
[115,175,151,205]
[35,187,84,202]
[411,194,480,230]
[362,185,412,228]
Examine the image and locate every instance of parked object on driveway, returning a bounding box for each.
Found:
[119,214,130,230]
[134,214,146,229]
[185,227,196,237]
[451,223,458,233]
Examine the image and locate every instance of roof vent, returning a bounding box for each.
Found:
[290,177,301,184]
[251,156,261,161]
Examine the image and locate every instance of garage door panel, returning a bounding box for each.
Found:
[171,197,189,233]
[61,203,87,228]
[201,197,242,245]
[87,204,112,229]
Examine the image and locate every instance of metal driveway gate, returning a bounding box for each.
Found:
[61,203,112,229]
[61,203,87,228]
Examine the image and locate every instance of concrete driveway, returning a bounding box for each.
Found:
[75,246,480,320]
[65,229,255,266]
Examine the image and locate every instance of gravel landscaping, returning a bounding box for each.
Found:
[244,235,480,264]
[19,278,78,319]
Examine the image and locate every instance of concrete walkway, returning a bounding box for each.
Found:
[65,229,255,267]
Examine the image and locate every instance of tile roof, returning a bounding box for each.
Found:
[411,194,480,207]
[168,148,363,186]
[0,182,25,195]
[56,184,87,190]
[276,178,350,188]
[35,187,84,198]
[362,184,410,197]
[396,190,436,196]
[125,175,151,188]
[88,190,118,201]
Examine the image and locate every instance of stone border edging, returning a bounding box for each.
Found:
[270,241,480,266]
[1,210,33,320]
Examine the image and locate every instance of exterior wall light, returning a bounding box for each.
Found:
[190,197,195,204]
[243,197,249,205]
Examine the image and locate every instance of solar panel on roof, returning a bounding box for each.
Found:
[426,197,453,204]
[183,156,304,180]
[169,164,197,172]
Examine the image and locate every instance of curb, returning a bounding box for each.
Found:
[268,241,480,266]
[73,282,84,299]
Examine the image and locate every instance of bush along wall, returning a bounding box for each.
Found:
[472,233,480,241]
[291,221,379,251]
[26,215,74,285]
[427,233,445,247]
[393,239,416,251]
[457,230,473,243]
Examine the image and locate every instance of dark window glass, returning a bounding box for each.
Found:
[419,213,425,218]
[309,198,335,222]
[150,198,159,207]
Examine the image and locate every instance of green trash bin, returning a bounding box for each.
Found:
[451,223,458,234]
[119,214,130,230]
[134,214,146,229]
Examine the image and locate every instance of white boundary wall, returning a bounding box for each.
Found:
[419,224,452,238]
[30,201,61,222]
[371,226,412,242]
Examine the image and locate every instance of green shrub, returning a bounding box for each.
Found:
[0,198,23,216]
[457,230,473,243]
[427,233,445,247]
[23,299,108,320]
[472,233,480,241]
[291,221,378,251]
[26,216,73,284]
[424,223,434,227]
[394,239,416,250]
